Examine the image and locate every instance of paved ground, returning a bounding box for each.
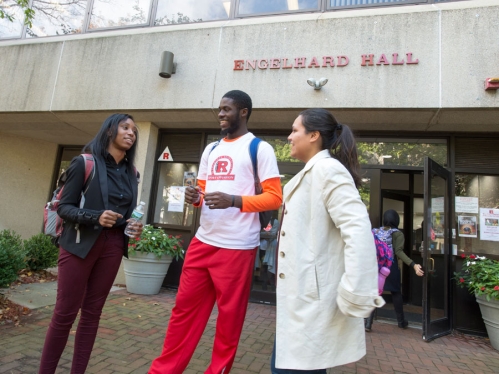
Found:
[2,285,499,373]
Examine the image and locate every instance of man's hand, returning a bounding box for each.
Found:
[185,186,202,205]
[99,210,123,228]
[204,192,236,209]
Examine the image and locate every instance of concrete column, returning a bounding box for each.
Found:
[114,121,159,286]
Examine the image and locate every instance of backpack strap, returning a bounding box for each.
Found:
[209,141,220,154]
[75,154,95,244]
[249,137,261,187]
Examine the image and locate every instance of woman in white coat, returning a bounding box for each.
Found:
[271,109,385,373]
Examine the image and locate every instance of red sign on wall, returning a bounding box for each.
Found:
[233,53,419,70]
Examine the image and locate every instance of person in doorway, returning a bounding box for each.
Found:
[39,114,143,374]
[365,209,424,332]
[259,211,279,291]
[272,108,384,373]
[149,90,282,374]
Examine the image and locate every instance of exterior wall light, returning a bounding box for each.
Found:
[485,77,499,91]
[307,77,328,90]
[159,51,176,78]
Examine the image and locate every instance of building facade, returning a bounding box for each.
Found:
[1,0,498,340]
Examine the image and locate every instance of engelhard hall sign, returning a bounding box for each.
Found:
[233,52,419,70]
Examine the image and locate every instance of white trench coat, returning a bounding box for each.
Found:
[275,150,385,370]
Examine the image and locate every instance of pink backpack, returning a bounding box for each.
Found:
[372,228,396,295]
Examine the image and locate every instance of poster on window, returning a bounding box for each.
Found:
[167,186,185,212]
[183,172,196,187]
[432,212,445,238]
[458,216,477,238]
[480,208,499,242]
[455,196,479,213]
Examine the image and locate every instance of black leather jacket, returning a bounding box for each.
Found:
[57,154,139,259]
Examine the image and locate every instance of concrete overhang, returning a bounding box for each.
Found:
[1,107,498,145]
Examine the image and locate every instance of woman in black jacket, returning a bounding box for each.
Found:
[39,113,143,374]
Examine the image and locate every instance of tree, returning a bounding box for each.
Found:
[0,0,34,27]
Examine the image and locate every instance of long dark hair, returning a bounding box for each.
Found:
[82,113,138,165]
[383,209,400,228]
[300,108,361,188]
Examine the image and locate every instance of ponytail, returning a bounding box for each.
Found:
[299,108,362,189]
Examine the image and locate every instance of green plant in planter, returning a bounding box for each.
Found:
[454,253,499,301]
[128,225,184,260]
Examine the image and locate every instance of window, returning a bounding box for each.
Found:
[26,0,88,38]
[357,138,447,167]
[0,0,25,39]
[89,0,152,30]
[155,0,229,26]
[153,163,199,226]
[237,0,319,16]
[329,0,417,9]
[455,174,499,256]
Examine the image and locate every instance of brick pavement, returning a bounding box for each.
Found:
[1,288,499,373]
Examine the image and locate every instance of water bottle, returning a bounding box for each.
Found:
[125,201,146,237]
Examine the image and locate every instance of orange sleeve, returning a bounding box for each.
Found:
[241,177,283,213]
[192,180,206,208]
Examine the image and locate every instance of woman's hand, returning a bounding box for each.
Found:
[99,210,123,228]
[413,263,424,277]
[126,219,143,238]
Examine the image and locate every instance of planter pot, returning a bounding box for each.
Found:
[475,293,499,350]
[123,252,173,295]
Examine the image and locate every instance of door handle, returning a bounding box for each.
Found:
[429,258,435,273]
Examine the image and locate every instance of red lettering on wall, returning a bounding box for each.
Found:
[234,60,244,70]
[258,59,268,69]
[270,58,281,69]
[406,53,419,64]
[294,57,306,68]
[322,56,334,67]
[163,153,169,160]
[376,54,390,65]
[392,53,404,65]
[361,54,374,66]
[246,60,256,70]
[308,57,320,68]
[282,58,293,69]
[337,55,349,67]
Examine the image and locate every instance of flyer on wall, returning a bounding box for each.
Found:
[458,216,477,238]
[455,196,479,213]
[183,171,196,187]
[167,186,185,212]
[480,208,499,242]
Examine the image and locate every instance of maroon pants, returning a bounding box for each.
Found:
[149,237,257,374]
[39,229,124,374]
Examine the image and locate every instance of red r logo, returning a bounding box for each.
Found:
[216,161,229,173]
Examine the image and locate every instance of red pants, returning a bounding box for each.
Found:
[149,237,257,374]
[39,229,124,374]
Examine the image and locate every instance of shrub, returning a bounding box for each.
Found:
[24,233,59,271]
[0,229,26,287]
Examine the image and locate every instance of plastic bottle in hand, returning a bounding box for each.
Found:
[124,201,146,237]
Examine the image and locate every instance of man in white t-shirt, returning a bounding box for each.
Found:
[150,90,282,374]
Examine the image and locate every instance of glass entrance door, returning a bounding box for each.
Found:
[422,157,452,341]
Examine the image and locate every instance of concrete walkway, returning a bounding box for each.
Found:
[1,285,499,373]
